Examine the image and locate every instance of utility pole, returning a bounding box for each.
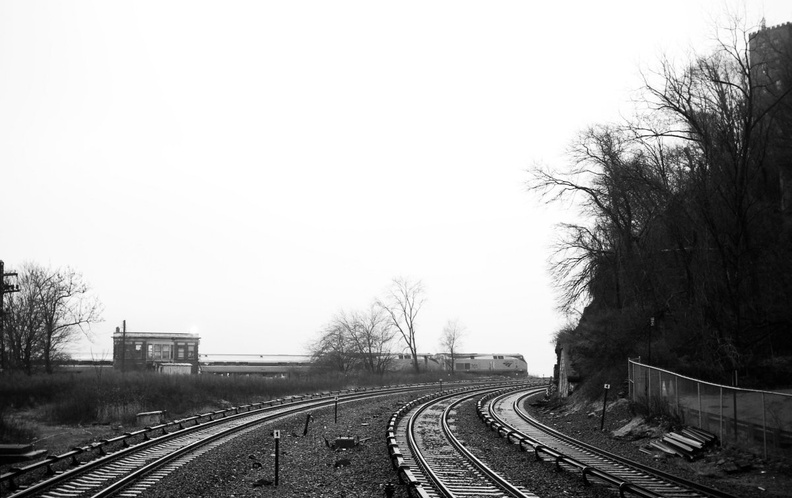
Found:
[0,260,21,373]
[122,319,126,373]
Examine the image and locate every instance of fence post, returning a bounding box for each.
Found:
[675,376,679,416]
[698,383,702,428]
[762,392,767,459]
[657,369,662,398]
[628,360,632,401]
[733,389,738,440]
[720,387,723,443]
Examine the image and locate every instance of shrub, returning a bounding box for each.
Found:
[631,394,682,429]
[0,406,37,443]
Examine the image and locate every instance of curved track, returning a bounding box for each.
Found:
[1,383,449,498]
[481,389,741,498]
[389,383,538,497]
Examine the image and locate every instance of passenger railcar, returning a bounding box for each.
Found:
[198,354,314,377]
[388,353,445,372]
[197,352,527,376]
[439,353,527,374]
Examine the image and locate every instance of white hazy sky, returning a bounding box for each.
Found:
[2,1,789,375]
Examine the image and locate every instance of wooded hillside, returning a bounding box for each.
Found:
[533,21,792,392]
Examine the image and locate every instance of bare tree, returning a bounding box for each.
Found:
[530,16,792,383]
[529,125,673,314]
[439,319,466,373]
[311,304,396,374]
[32,264,103,373]
[343,305,396,374]
[309,321,355,373]
[636,18,792,376]
[3,264,45,374]
[378,277,425,372]
[1,262,103,374]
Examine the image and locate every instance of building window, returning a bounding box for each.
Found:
[147,344,173,361]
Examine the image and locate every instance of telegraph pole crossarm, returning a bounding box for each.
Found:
[1,260,21,373]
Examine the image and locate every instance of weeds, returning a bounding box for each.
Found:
[631,394,682,429]
[0,406,37,443]
[0,369,465,429]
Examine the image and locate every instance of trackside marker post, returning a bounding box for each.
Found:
[273,430,280,486]
[600,384,611,431]
[334,396,338,423]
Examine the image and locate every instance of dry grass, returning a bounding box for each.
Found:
[0,369,451,445]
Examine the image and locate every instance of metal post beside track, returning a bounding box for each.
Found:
[274,430,280,486]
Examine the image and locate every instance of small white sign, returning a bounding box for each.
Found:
[603,384,611,390]
[273,430,281,439]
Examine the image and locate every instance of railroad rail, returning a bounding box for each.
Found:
[478,389,742,498]
[0,381,469,498]
[387,382,540,497]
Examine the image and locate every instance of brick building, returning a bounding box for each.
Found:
[112,330,200,374]
[750,21,792,213]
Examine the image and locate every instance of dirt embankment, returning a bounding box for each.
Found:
[526,393,792,498]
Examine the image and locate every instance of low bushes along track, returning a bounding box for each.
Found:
[387,382,541,497]
[1,381,481,498]
[480,389,742,498]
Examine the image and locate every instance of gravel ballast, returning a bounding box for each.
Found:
[138,387,613,497]
[137,386,791,497]
[523,393,792,498]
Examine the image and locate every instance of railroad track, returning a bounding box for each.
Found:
[0,382,468,498]
[479,389,742,498]
[387,382,540,497]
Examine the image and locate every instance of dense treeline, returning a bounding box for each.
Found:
[1,262,102,374]
[532,21,792,389]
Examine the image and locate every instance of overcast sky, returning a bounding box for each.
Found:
[2,1,789,375]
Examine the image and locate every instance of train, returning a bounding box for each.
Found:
[447,353,527,374]
[197,352,527,376]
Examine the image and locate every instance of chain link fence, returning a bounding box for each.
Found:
[628,359,792,458]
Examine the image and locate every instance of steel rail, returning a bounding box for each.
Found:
[389,382,538,497]
[484,389,660,497]
[481,389,741,498]
[89,393,359,498]
[438,389,537,497]
[2,381,458,497]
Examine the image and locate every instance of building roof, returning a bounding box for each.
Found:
[112,331,200,340]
